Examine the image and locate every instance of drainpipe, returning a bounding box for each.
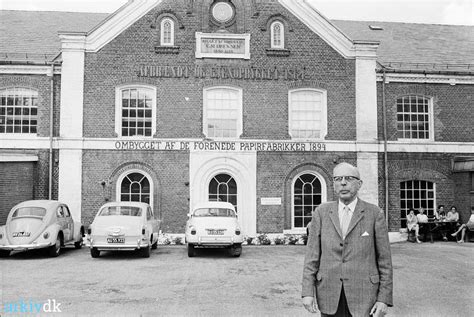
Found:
[48,63,54,200]
[382,68,389,226]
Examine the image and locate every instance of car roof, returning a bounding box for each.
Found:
[99,201,150,208]
[193,201,236,211]
[12,200,63,209]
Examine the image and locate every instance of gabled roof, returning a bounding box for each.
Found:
[0,9,473,71]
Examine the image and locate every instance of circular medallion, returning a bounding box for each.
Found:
[212,2,234,24]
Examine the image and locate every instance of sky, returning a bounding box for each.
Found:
[0,0,472,25]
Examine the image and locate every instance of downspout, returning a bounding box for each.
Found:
[48,63,54,200]
[382,68,389,226]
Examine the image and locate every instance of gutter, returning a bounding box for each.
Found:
[381,67,389,226]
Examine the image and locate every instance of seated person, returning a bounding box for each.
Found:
[417,207,429,223]
[446,206,459,222]
[451,208,474,243]
[434,205,446,220]
[407,208,422,243]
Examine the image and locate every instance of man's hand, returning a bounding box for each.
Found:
[370,301,388,316]
[302,296,318,313]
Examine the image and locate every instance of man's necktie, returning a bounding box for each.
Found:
[341,206,351,239]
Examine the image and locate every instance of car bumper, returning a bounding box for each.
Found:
[187,235,243,246]
[89,238,149,251]
[0,242,52,251]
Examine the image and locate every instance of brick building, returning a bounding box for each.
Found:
[0,0,473,235]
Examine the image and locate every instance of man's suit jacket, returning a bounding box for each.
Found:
[302,199,393,317]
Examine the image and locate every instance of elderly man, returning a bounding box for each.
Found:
[302,162,393,317]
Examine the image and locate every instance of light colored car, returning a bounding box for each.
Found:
[88,202,161,258]
[0,200,84,257]
[185,201,243,257]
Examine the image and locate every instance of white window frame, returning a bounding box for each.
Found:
[291,171,327,230]
[160,18,175,46]
[115,85,157,138]
[116,169,154,208]
[0,87,39,136]
[203,86,243,139]
[288,88,327,140]
[399,180,436,227]
[270,21,285,49]
[396,95,434,142]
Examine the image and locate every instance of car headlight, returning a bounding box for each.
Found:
[235,229,241,235]
[190,226,196,235]
[43,232,50,239]
[0,233,3,239]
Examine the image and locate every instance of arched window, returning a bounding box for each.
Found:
[289,89,327,139]
[160,18,175,46]
[0,88,38,134]
[270,21,284,49]
[293,173,322,228]
[203,86,242,138]
[400,180,435,228]
[119,172,151,205]
[115,85,156,137]
[209,173,237,211]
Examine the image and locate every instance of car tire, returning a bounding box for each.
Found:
[229,243,242,257]
[48,235,62,257]
[0,250,10,257]
[90,247,100,258]
[74,237,83,249]
[140,244,151,258]
[151,240,158,250]
[187,243,196,257]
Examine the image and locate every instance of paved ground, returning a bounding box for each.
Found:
[0,242,473,316]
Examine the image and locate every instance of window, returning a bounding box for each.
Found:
[209,174,237,211]
[203,87,242,138]
[115,86,156,137]
[400,180,435,228]
[0,88,38,134]
[120,172,151,204]
[160,18,175,46]
[396,95,433,140]
[293,173,322,228]
[270,21,284,49]
[289,89,327,139]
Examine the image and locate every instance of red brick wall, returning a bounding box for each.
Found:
[82,0,356,141]
[81,150,189,232]
[377,82,474,142]
[0,162,34,225]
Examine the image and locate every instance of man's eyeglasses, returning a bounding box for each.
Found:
[333,176,360,183]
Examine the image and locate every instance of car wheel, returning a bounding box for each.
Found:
[151,240,158,250]
[229,243,242,257]
[48,235,61,257]
[74,237,83,249]
[141,244,151,258]
[90,247,100,258]
[0,250,10,257]
[187,243,196,257]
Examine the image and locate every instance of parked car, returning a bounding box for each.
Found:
[0,200,84,257]
[88,202,161,258]
[185,201,243,257]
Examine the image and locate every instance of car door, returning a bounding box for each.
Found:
[61,206,73,242]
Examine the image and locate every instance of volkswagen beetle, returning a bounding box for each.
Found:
[0,200,85,257]
[185,201,243,257]
[88,202,161,258]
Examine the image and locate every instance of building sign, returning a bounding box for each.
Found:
[261,198,282,206]
[195,32,250,59]
[138,65,311,81]
[112,140,327,152]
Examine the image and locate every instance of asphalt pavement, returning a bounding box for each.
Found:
[0,242,472,316]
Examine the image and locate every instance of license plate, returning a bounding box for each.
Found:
[206,229,225,235]
[13,232,31,237]
[107,237,125,243]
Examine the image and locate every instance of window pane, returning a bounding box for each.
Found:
[205,88,240,138]
[0,88,38,134]
[290,90,323,139]
[396,95,430,140]
[293,173,322,228]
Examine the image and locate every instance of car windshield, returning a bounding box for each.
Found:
[98,206,142,217]
[193,208,236,217]
[12,207,47,219]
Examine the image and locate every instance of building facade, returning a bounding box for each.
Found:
[1,0,473,235]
